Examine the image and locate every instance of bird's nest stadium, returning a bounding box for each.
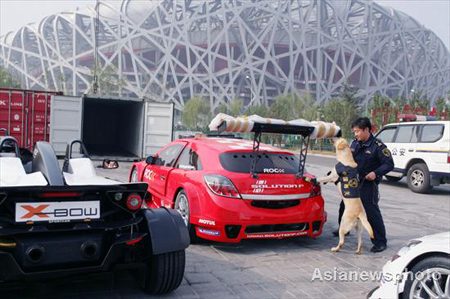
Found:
[1,0,449,110]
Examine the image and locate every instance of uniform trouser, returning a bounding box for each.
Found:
[338,182,387,247]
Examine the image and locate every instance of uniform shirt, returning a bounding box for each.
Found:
[350,134,394,185]
[335,162,360,198]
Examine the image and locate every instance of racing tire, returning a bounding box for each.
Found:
[407,163,432,194]
[385,175,402,182]
[403,256,450,299]
[175,190,198,242]
[142,249,186,294]
[130,167,139,182]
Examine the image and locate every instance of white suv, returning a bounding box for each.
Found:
[375,121,450,193]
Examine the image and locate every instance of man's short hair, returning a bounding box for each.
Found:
[352,117,372,132]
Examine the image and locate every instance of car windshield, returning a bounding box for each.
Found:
[219,152,299,174]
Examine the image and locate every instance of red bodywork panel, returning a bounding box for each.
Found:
[130,137,327,243]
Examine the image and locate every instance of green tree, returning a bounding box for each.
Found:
[434,97,450,120]
[229,98,243,117]
[367,94,394,132]
[322,96,360,139]
[269,93,298,120]
[244,104,269,117]
[91,65,127,95]
[182,96,211,130]
[0,67,21,88]
[294,92,319,121]
[214,103,228,115]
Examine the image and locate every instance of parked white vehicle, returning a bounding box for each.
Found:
[375,121,450,193]
[368,231,450,299]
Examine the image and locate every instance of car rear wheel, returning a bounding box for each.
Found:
[142,250,186,294]
[403,256,450,299]
[385,175,402,182]
[407,163,432,193]
[175,190,197,242]
[130,167,139,182]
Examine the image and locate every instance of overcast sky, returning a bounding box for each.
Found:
[1,0,449,50]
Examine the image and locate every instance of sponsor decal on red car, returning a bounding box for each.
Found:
[246,231,308,239]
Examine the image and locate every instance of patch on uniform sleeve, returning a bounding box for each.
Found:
[344,191,350,196]
[382,148,391,157]
[349,178,359,188]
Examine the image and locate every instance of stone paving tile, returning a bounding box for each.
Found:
[190,283,238,298]
[185,273,222,285]
[4,161,447,299]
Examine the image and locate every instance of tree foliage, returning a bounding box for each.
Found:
[182,96,211,130]
[0,67,21,88]
[91,65,127,95]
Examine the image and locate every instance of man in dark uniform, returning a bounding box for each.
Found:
[333,117,394,253]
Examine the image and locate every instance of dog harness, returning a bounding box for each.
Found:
[335,162,360,198]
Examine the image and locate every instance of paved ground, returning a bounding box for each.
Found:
[2,156,449,299]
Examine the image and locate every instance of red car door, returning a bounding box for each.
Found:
[148,142,186,206]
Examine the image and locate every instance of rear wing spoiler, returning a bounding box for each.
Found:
[210,114,341,178]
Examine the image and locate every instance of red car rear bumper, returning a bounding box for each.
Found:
[190,194,327,243]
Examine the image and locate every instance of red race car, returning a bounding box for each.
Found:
[130,123,326,243]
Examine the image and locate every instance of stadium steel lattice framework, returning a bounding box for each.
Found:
[1,0,449,111]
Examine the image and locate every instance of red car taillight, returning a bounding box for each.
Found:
[310,184,321,197]
[447,151,450,163]
[204,175,241,198]
[126,194,142,210]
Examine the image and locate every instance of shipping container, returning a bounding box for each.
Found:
[49,95,174,161]
[0,88,61,149]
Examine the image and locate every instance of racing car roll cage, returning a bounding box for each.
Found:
[218,122,329,179]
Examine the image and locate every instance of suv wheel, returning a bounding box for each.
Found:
[407,163,432,193]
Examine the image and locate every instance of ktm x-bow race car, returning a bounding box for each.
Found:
[0,134,189,294]
[130,114,341,243]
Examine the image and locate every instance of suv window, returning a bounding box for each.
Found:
[376,126,397,143]
[420,124,444,143]
[219,152,299,174]
[176,147,203,170]
[394,125,416,143]
[154,144,184,167]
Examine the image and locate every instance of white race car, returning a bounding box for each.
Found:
[368,231,450,299]
[0,135,189,294]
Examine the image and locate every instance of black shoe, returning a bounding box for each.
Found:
[370,245,387,253]
[332,229,350,237]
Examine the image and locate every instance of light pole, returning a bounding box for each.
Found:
[245,75,255,106]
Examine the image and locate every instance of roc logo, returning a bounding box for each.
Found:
[349,178,359,188]
[382,148,391,157]
[144,169,157,181]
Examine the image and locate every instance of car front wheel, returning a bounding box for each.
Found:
[130,167,139,182]
[407,163,432,193]
[403,256,450,299]
[175,190,197,241]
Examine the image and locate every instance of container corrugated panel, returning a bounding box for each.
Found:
[0,88,61,149]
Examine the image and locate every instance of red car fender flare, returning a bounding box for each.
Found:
[175,182,202,219]
[129,161,146,182]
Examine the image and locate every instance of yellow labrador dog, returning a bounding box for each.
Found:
[317,137,374,254]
